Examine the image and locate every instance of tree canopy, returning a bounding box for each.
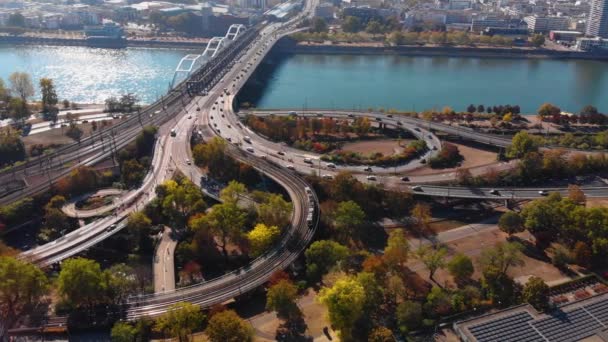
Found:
[205,310,253,342]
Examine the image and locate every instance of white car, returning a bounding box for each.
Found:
[322,174,334,180]
[366,175,377,181]
[411,185,423,192]
[538,190,548,196]
[286,164,295,170]
[246,147,254,153]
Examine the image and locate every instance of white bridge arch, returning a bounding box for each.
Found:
[171,24,246,88]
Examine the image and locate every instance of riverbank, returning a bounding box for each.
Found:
[0,35,207,49]
[276,38,608,60]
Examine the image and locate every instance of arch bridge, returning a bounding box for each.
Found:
[171,24,246,88]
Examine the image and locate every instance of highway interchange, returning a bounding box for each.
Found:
[6,0,608,319]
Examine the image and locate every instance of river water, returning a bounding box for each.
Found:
[2,45,608,113]
[239,52,608,114]
[0,45,194,104]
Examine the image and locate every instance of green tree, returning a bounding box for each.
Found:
[154,302,206,342]
[105,263,137,304]
[266,279,299,319]
[9,72,34,102]
[160,179,206,229]
[257,193,292,228]
[447,253,474,284]
[0,126,26,167]
[304,240,349,280]
[506,131,541,159]
[365,20,383,37]
[522,276,549,311]
[383,228,409,269]
[57,257,105,311]
[205,310,253,342]
[311,16,328,33]
[0,257,49,327]
[40,78,58,116]
[411,203,431,233]
[333,200,365,238]
[126,211,153,253]
[396,300,422,333]
[189,202,246,259]
[219,180,247,205]
[530,34,545,47]
[111,322,137,342]
[498,211,525,237]
[318,276,366,341]
[247,223,280,257]
[342,16,362,33]
[478,242,524,277]
[121,159,145,188]
[416,245,447,282]
[8,97,29,123]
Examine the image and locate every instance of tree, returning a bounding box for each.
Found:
[0,127,26,167]
[447,253,474,284]
[111,322,137,342]
[368,326,395,342]
[40,78,58,115]
[506,131,540,159]
[105,263,137,304]
[219,180,247,205]
[0,257,49,327]
[311,17,328,33]
[189,202,245,259]
[247,223,280,257]
[411,203,431,233]
[467,104,476,113]
[154,302,205,342]
[318,276,366,341]
[383,228,409,269]
[160,179,206,229]
[9,72,34,102]
[333,200,365,238]
[482,266,520,306]
[266,279,299,319]
[530,34,545,47]
[568,184,586,204]
[122,160,146,188]
[416,245,447,282]
[365,20,383,37]
[57,257,105,311]
[257,193,292,228]
[8,97,29,123]
[62,99,70,109]
[304,240,349,280]
[537,103,560,117]
[498,211,524,237]
[396,300,422,333]
[65,124,83,143]
[205,310,253,342]
[342,16,362,33]
[573,241,591,267]
[478,242,524,276]
[522,276,549,311]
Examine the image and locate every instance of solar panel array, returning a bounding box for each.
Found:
[467,297,608,342]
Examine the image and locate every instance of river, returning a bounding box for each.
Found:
[0,45,194,104]
[2,45,608,113]
[238,52,608,114]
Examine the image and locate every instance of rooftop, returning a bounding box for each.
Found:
[454,292,608,342]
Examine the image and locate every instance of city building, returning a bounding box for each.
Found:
[524,15,570,32]
[314,2,335,20]
[586,0,608,38]
[449,0,472,10]
[576,36,608,49]
[549,29,583,41]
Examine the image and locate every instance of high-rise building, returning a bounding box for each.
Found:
[586,0,608,38]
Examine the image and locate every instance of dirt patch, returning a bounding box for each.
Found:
[22,120,118,155]
[408,228,569,287]
[341,139,414,156]
[408,142,498,176]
